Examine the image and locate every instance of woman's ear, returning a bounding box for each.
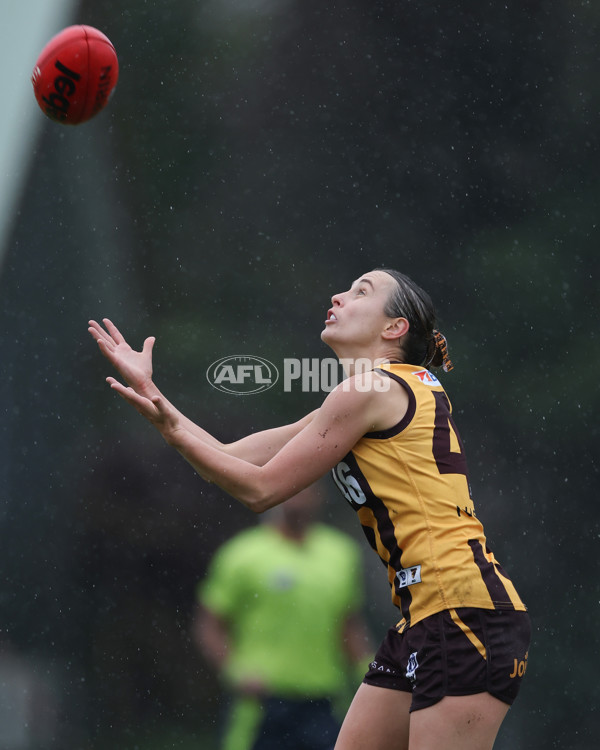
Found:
[382,317,410,340]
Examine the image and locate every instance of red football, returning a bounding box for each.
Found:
[31,25,119,125]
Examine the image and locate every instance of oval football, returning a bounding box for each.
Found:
[32,25,118,125]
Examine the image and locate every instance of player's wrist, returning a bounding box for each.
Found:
[133,377,157,398]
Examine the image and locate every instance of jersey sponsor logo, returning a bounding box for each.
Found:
[405,651,419,683]
[411,369,440,386]
[331,461,367,506]
[456,504,476,518]
[269,569,297,591]
[396,565,421,588]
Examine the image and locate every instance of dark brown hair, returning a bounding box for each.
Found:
[376,268,452,371]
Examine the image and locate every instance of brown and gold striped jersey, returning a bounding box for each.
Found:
[331,363,526,632]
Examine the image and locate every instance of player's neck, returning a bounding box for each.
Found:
[275,522,309,543]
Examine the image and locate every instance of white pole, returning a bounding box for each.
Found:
[0,0,78,273]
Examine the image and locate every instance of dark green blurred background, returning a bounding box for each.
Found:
[0,0,598,747]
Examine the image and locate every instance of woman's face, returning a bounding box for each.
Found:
[321,270,400,354]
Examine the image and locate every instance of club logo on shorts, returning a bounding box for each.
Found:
[405,652,419,683]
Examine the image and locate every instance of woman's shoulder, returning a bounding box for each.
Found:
[380,363,444,386]
[323,368,410,434]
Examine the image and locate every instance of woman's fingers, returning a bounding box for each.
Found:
[107,378,159,417]
[88,319,117,351]
[102,318,127,345]
[142,337,156,356]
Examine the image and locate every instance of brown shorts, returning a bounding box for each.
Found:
[363,608,531,712]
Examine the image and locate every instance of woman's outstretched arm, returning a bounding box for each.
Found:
[103,369,405,512]
[88,318,316,464]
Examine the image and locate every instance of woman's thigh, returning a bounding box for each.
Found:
[334,683,412,750]
[409,693,510,750]
[334,685,509,750]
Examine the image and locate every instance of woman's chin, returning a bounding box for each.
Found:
[320,327,336,346]
[321,329,343,358]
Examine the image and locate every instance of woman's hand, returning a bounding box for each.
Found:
[107,377,183,442]
[88,318,155,395]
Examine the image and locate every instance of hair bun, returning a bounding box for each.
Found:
[431,330,454,372]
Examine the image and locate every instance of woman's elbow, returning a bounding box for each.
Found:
[240,489,283,515]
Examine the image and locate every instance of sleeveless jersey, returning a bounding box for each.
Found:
[331,363,526,632]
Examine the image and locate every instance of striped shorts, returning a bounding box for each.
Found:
[363,607,531,711]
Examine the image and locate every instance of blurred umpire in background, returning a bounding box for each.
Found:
[193,483,372,750]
